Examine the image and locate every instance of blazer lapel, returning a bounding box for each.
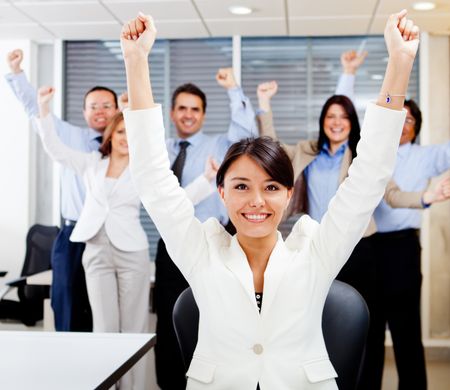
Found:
[261,233,294,316]
[339,147,352,183]
[224,236,259,311]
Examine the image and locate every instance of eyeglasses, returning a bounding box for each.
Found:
[405,117,416,125]
[87,103,114,111]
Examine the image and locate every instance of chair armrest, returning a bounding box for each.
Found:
[0,271,7,277]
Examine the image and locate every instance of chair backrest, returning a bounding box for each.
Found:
[19,224,59,309]
[173,280,369,390]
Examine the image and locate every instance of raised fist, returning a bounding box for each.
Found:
[121,13,157,59]
[423,177,450,204]
[37,86,55,105]
[257,81,278,101]
[340,50,368,75]
[384,10,420,60]
[119,92,129,111]
[7,49,23,74]
[216,68,237,90]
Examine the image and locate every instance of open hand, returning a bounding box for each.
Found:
[340,50,368,74]
[423,177,450,204]
[7,49,23,74]
[384,10,420,60]
[216,68,237,89]
[204,156,220,182]
[120,13,157,60]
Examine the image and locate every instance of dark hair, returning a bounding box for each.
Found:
[171,83,207,112]
[404,99,422,143]
[83,86,118,109]
[99,112,124,157]
[216,137,294,189]
[316,95,361,159]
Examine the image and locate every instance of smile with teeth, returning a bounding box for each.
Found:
[242,213,270,222]
[329,127,344,134]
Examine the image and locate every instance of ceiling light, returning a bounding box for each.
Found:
[229,6,253,15]
[412,2,436,11]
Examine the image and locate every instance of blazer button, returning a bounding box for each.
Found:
[253,344,264,355]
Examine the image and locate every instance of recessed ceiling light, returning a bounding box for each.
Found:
[412,2,436,11]
[229,5,253,15]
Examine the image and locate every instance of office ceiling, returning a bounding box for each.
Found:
[0,0,449,41]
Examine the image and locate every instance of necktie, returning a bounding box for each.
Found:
[171,141,190,183]
[95,135,103,144]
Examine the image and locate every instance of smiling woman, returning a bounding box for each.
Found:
[122,10,419,390]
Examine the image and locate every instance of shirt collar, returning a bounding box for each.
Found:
[175,130,205,147]
[322,141,347,157]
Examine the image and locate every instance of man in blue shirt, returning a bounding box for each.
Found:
[370,100,450,390]
[154,68,257,390]
[5,49,119,332]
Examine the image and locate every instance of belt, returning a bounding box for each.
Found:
[64,219,77,227]
[376,228,419,240]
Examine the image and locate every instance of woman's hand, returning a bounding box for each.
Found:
[257,81,278,112]
[422,177,450,205]
[120,12,157,60]
[204,156,220,182]
[37,86,55,117]
[384,9,420,61]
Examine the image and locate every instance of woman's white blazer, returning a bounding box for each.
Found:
[36,115,214,252]
[125,104,405,389]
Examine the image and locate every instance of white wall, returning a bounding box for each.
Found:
[0,41,38,279]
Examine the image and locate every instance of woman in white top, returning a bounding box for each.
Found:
[35,87,216,390]
[121,10,419,390]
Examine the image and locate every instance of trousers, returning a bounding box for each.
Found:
[82,226,151,390]
[50,224,92,331]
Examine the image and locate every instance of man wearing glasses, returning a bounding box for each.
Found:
[5,49,119,332]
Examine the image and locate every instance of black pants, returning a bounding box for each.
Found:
[154,238,189,390]
[50,225,92,331]
[358,229,426,390]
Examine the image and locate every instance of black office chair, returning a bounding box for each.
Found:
[173,280,369,390]
[0,224,59,326]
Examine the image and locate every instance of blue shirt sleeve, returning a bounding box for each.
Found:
[225,87,258,143]
[335,73,355,102]
[5,71,39,118]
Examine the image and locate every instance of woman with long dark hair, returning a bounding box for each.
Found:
[121,10,419,389]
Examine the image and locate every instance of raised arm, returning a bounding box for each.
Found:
[335,50,367,101]
[122,13,211,278]
[35,87,94,176]
[256,81,297,159]
[6,49,94,143]
[302,10,419,276]
[216,68,258,142]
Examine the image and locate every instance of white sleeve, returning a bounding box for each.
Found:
[34,115,95,176]
[184,174,216,206]
[295,103,405,278]
[125,106,210,279]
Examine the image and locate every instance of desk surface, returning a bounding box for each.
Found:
[0,331,156,390]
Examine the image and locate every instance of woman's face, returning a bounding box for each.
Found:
[111,120,128,157]
[218,155,293,241]
[323,104,351,150]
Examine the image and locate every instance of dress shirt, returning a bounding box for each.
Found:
[124,103,405,390]
[375,141,450,232]
[165,87,257,224]
[5,71,100,221]
[304,142,347,222]
[335,73,355,100]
